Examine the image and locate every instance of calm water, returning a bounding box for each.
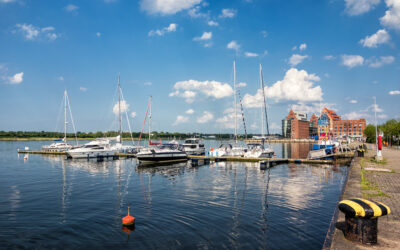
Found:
[0,141,347,249]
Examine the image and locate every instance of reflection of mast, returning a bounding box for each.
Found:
[261,167,271,243]
[61,158,67,224]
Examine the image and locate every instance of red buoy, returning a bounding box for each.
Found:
[122,205,135,226]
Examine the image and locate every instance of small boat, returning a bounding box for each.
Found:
[42,90,79,152]
[244,143,274,158]
[66,137,118,159]
[182,138,205,155]
[211,143,247,157]
[136,143,187,164]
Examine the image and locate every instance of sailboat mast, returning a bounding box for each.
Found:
[259,64,264,138]
[118,74,122,137]
[234,60,237,143]
[374,96,378,156]
[64,90,67,143]
[149,96,152,143]
[260,64,270,136]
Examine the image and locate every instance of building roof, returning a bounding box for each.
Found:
[322,107,341,121]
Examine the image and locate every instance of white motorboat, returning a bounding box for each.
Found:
[136,143,187,164]
[67,138,118,159]
[244,143,274,158]
[182,138,205,155]
[211,143,247,157]
[42,140,76,152]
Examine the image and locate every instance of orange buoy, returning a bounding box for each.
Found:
[122,205,135,226]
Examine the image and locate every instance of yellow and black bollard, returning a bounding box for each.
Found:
[338,198,390,244]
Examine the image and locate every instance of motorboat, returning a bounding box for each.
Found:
[182,138,205,155]
[210,143,247,157]
[136,143,187,164]
[244,143,274,158]
[66,138,118,159]
[42,140,77,152]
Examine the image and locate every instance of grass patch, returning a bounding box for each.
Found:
[360,158,390,198]
[366,157,387,165]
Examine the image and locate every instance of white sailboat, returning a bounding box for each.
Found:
[67,75,140,159]
[42,90,79,152]
[244,64,274,158]
[214,60,247,157]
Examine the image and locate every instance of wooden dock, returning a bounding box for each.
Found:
[17,150,352,166]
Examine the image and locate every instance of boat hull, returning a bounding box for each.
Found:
[137,153,187,163]
[67,150,118,159]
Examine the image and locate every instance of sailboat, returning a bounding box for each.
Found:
[136,96,187,164]
[67,75,140,159]
[42,90,79,152]
[213,60,247,157]
[244,64,274,158]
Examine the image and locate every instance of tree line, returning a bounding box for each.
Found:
[363,119,400,146]
[0,130,266,140]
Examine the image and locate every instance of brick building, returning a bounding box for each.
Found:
[282,110,310,139]
[282,108,366,139]
[319,108,366,139]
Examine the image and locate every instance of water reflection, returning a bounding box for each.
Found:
[281,143,312,159]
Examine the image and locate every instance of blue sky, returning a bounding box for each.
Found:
[0,0,399,134]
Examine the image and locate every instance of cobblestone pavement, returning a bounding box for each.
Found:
[330,145,400,249]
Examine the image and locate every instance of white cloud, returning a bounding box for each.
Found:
[8,72,23,84]
[96,32,101,37]
[169,90,197,103]
[299,43,307,51]
[292,46,297,51]
[207,20,219,26]
[219,8,236,18]
[216,108,238,129]
[65,4,79,12]
[148,23,177,36]
[188,5,208,18]
[324,55,336,60]
[289,54,308,66]
[243,68,322,107]
[227,40,240,51]
[173,115,189,125]
[389,90,400,95]
[245,52,258,57]
[360,29,391,48]
[170,79,233,103]
[197,111,213,123]
[380,0,400,30]
[144,81,152,86]
[112,100,129,115]
[15,23,59,41]
[345,0,380,16]
[349,99,357,103]
[341,54,364,68]
[342,111,364,120]
[193,31,212,41]
[261,30,268,38]
[367,56,395,68]
[237,82,247,87]
[80,87,87,92]
[0,0,17,3]
[140,0,202,15]
[58,76,64,81]
[270,122,281,130]
[131,112,137,118]
[290,102,335,114]
[186,109,194,114]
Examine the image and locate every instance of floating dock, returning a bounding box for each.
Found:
[17,150,353,165]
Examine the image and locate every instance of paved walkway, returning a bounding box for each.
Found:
[330,146,400,249]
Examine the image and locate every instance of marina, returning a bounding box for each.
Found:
[2,140,351,249]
